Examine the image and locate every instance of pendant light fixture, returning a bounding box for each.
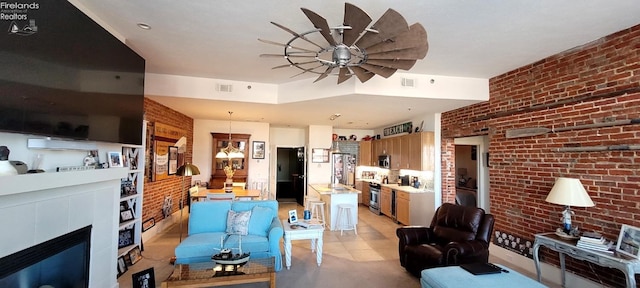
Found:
[215,111,244,159]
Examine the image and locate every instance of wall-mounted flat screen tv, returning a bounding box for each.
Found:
[0,0,145,145]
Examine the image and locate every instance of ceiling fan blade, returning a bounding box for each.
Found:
[355,9,409,49]
[314,67,335,83]
[367,43,429,60]
[364,23,427,55]
[270,21,326,50]
[342,3,372,46]
[271,60,318,69]
[258,38,317,53]
[360,63,397,78]
[366,59,416,70]
[337,68,352,84]
[260,54,316,58]
[290,64,325,78]
[301,8,337,46]
[350,66,375,83]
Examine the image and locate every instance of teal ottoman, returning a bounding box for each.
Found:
[421,264,548,288]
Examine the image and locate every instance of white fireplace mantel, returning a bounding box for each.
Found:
[1,168,129,196]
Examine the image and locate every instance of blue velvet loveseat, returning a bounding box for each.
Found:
[174,200,283,271]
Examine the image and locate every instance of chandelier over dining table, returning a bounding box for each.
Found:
[216,111,243,192]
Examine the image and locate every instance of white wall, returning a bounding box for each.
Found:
[306,125,333,184]
[192,119,270,185]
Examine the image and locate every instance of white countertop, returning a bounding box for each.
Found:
[309,184,361,195]
[381,183,433,193]
[356,179,433,193]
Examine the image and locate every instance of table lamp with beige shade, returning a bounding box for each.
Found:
[545,177,594,236]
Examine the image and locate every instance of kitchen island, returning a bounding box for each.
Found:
[307,184,361,231]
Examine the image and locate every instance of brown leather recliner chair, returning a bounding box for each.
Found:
[396,203,495,277]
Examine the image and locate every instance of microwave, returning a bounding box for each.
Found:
[378,155,390,169]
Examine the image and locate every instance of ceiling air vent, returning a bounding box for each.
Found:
[401,78,415,87]
[216,84,233,92]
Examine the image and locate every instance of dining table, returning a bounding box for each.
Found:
[190,187,262,202]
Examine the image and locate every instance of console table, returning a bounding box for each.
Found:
[533,232,640,287]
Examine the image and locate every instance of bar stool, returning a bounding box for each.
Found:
[304,196,320,210]
[308,200,326,228]
[336,204,357,235]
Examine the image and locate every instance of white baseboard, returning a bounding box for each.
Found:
[490,244,601,288]
[142,209,185,242]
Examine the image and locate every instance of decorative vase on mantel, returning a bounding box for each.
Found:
[223,165,235,193]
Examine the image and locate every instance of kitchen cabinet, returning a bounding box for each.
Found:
[355,181,364,203]
[400,135,410,169]
[380,186,392,217]
[361,182,370,207]
[395,190,435,226]
[210,133,250,188]
[356,181,371,206]
[358,141,372,166]
[420,132,435,171]
[396,191,410,225]
[390,136,401,169]
[403,132,435,171]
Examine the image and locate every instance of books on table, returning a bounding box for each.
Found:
[577,232,613,253]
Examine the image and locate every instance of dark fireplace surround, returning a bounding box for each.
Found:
[0,225,91,287]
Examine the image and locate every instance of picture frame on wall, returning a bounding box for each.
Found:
[312,148,329,163]
[108,151,124,168]
[118,228,134,248]
[252,141,265,159]
[616,224,640,258]
[131,267,155,288]
[127,245,142,265]
[116,256,128,278]
[168,146,178,175]
[120,209,134,223]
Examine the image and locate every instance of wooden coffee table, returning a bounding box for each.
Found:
[161,257,275,288]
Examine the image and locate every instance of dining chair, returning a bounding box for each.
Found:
[232,182,247,190]
[206,192,235,201]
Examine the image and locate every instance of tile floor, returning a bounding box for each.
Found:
[117,202,555,287]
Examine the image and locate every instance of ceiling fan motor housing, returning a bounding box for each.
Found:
[333,44,351,67]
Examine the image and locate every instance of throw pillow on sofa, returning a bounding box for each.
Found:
[226,210,251,235]
[248,205,274,237]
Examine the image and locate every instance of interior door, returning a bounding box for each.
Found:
[293,147,305,206]
[275,147,306,204]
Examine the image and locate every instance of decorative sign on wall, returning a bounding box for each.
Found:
[153,122,186,181]
[383,122,413,136]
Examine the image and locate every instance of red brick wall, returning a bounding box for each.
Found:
[442,24,640,286]
[142,98,194,223]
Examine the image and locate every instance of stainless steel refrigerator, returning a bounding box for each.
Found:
[331,153,356,187]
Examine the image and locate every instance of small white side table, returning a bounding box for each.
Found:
[282,219,324,270]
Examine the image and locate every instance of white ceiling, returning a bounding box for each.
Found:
[75,0,640,129]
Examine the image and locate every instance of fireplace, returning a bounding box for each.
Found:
[0,226,91,287]
[2,160,126,287]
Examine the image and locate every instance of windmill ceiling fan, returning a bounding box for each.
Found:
[259,3,428,84]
